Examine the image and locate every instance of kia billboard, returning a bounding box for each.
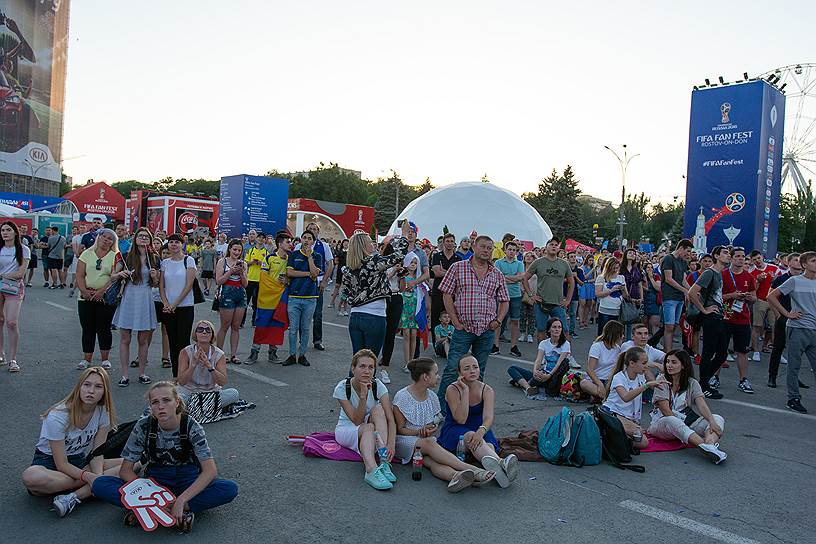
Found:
[0,1,69,187]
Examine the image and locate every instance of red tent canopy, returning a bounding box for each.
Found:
[62,182,125,222]
[565,238,595,253]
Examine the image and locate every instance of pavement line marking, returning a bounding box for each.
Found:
[717,397,816,421]
[44,301,73,312]
[559,478,608,496]
[618,500,760,544]
[230,366,288,387]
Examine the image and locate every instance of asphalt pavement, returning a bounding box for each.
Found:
[1,285,814,544]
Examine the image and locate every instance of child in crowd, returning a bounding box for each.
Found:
[433,311,454,359]
[602,347,668,450]
[91,381,238,532]
[199,239,216,296]
[393,358,495,492]
[440,355,519,488]
[333,349,398,490]
[22,368,122,517]
[400,255,420,372]
[580,320,625,401]
[648,350,727,463]
[507,317,570,398]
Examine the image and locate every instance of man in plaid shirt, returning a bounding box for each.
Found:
[437,235,510,411]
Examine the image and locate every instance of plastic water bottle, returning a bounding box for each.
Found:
[411,446,423,481]
[456,434,466,462]
[374,431,388,460]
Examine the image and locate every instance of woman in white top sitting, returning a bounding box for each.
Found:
[602,346,668,450]
[333,349,397,491]
[22,367,123,517]
[393,358,495,493]
[0,221,30,372]
[580,320,624,401]
[648,350,727,464]
[177,319,242,414]
[507,317,570,397]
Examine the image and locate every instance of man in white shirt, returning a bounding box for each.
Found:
[621,322,666,377]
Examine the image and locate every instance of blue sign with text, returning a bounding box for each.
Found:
[218,175,289,238]
[684,80,785,257]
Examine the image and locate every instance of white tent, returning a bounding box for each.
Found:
[0,203,25,216]
[387,182,553,245]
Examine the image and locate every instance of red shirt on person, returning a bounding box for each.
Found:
[438,259,509,336]
[721,268,756,326]
[750,264,778,301]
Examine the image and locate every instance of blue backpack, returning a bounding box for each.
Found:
[539,407,601,467]
[539,407,574,464]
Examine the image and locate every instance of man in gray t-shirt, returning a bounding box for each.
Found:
[769,251,816,412]
[47,230,67,289]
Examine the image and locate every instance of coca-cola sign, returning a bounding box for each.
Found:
[177,212,199,233]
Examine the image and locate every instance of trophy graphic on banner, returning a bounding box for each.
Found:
[723,225,741,245]
[720,102,731,124]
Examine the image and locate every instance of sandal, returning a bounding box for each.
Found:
[178,511,194,533]
[447,469,475,493]
[481,456,510,488]
[161,358,171,368]
[8,360,20,373]
[0,356,5,366]
[130,360,138,368]
[123,510,139,527]
[471,468,496,487]
[229,355,241,365]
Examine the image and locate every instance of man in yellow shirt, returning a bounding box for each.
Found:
[242,233,267,327]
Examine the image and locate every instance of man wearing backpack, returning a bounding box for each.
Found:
[688,245,730,399]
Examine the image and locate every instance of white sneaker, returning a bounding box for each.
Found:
[101,360,112,370]
[76,360,88,370]
[53,492,81,517]
[751,352,761,362]
[726,354,735,362]
[518,335,525,342]
[379,369,391,384]
[698,443,727,464]
[526,335,534,343]
[401,364,410,373]
[780,356,788,365]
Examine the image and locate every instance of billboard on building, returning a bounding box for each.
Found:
[219,175,289,238]
[0,0,69,184]
[684,80,785,257]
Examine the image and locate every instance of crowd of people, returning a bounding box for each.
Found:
[11,214,816,525]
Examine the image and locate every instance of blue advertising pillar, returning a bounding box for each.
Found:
[684,80,786,257]
[218,175,289,238]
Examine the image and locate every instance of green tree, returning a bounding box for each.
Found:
[373,172,404,233]
[284,163,373,205]
[523,165,588,242]
[110,179,155,198]
[621,192,650,244]
[778,182,816,252]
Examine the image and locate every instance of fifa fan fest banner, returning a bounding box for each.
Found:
[684,80,785,257]
[0,1,69,184]
[219,175,289,238]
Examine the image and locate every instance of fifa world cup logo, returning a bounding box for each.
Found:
[720,102,731,124]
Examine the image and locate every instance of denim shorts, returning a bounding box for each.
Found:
[662,299,684,325]
[219,285,247,309]
[31,449,88,471]
[506,296,522,320]
[534,303,567,331]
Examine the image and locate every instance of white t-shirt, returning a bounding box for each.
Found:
[0,244,30,276]
[392,387,441,430]
[537,338,571,373]
[588,341,621,380]
[620,341,666,364]
[333,378,389,429]
[35,404,110,456]
[349,298,387,317]
[603,371,647,421]
[71,234,83,253]
[214,242,228,259]
[596,273,626,315]
[161,256,196,307]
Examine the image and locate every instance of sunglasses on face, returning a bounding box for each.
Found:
[195,326,212,334]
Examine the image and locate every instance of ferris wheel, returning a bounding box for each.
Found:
[757,63,816,196]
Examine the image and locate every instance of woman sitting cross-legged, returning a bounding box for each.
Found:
[392,358,495,492]
[22,367,123,517]
[333,349,398,491]
[439,355,519,488]
[647,349,727,464]
[91,381,238,533]
[507,317,570,398]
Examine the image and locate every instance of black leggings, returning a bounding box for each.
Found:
[164,306,195,377]
[381,294,403,367]
[78,300,115,354]
[699,314,725,389]
[242,281,260,326]
[769,315,787,379]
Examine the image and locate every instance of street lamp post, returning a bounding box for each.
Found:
[604,144,639,250]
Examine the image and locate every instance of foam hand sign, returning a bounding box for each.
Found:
[118,478,177,531]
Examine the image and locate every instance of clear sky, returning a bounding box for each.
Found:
[61,0,814,203]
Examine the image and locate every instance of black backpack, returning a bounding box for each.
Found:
[144,413,196,468]
[592,406,645,473]
[90,420,138,460]
[345,377,379,401]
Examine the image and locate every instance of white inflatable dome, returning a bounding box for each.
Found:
[388,182,552,246]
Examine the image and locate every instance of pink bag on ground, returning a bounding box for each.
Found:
[302,432,362,462]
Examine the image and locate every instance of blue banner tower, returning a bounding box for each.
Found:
[218,175,289,238]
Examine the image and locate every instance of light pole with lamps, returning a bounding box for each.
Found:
[604,144,639,250]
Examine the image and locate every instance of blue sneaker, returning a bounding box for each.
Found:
[364,467,393,490]
[379,462,397,483]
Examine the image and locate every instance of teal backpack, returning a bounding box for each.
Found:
[539,407,601,467]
